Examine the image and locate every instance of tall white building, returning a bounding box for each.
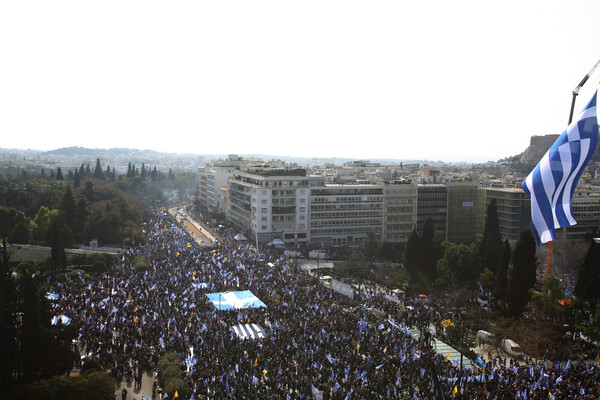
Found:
[198,155,250,214]
[227,171,311,245]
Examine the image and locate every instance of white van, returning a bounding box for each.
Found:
[284,250,305,259]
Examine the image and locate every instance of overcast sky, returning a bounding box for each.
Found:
[1,1,599,162]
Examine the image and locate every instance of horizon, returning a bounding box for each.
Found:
[2,1,600,162]
[0,145,517,164]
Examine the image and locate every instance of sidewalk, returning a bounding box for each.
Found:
[115,370,157,400]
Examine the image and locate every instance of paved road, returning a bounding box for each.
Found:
[115,370,157,400]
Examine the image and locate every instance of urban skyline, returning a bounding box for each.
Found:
[2,1,600,162]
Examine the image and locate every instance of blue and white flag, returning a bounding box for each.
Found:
[311,384,324,400]
[522,90,598,244]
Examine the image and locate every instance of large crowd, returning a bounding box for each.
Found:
[45,207,600,399]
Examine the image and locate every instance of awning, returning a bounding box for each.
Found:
[232,323,266,340]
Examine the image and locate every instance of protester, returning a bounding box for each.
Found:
[45,207,600,399]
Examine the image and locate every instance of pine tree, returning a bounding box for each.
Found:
[574,234,600,310]
[405,229,420,280]
[20,272,44,381]
[494,240,511,311]
[73,169,80,188]
[93,158,104,180]
[421,217,437,284]
[507,230,537,317]
[140,163,147,179]
[59,186,76,228]
[49,218,67,270]
[151,167,158,181]
[79,163,85,178]
[480,199,503,274]
[56,168,63,181]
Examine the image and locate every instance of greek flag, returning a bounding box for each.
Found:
[522,90,598,244]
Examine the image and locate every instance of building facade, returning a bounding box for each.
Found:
[484,187,531,242]
[559,188,600,241]
[447,183,485,244]
[417,184,448,237]
[227,171,311,245]
[309,183,384,247]
[382,181,417,244]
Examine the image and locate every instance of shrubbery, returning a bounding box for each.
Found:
[158,352,191,400]
[5,371,115,400]
[133,254,150,272]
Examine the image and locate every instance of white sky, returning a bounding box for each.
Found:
[1,1,600,162]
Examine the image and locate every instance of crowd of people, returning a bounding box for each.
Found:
[45,206,600,399]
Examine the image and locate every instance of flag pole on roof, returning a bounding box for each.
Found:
[522,59,600,276]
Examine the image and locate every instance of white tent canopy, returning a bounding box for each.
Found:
[231,323,266,340]
[234,234,247,241]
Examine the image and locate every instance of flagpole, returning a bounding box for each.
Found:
[568,59,600,124]
[546,58,600,276]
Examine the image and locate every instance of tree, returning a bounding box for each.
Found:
[530,274,564,321]
[574,234,600,310]
[9,221,30,244]
[83,182,94,202]
[93,158,104,180]
[32,206,60,243]
[72,196,90,241]
[363,230,379,260]
[49,217,68,270]
[61,225,74,249]
[59,185,76,228]
[506,230,537,317]
[436,241,481,285]
[0,206,25,241]
[0,239,17,386]
[85,210,122,246]
[56,168,64,181]
[420,217,438,284]
[405,229,420,279]
[493,240,511,311]
[20,272,45,381]
[73,169,80,188]
[479,199,503,274]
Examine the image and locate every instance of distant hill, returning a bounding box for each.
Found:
[44,146,165,158]
[519,132,600,164]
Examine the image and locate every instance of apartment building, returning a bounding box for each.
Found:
[417,184,448,237]
[484,187,531,242]
[559,188,600,241]
[382,181,417,244]
[227,171,310,245]
[309,183,384,247]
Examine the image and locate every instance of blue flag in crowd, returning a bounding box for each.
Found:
[522,90,598,244]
